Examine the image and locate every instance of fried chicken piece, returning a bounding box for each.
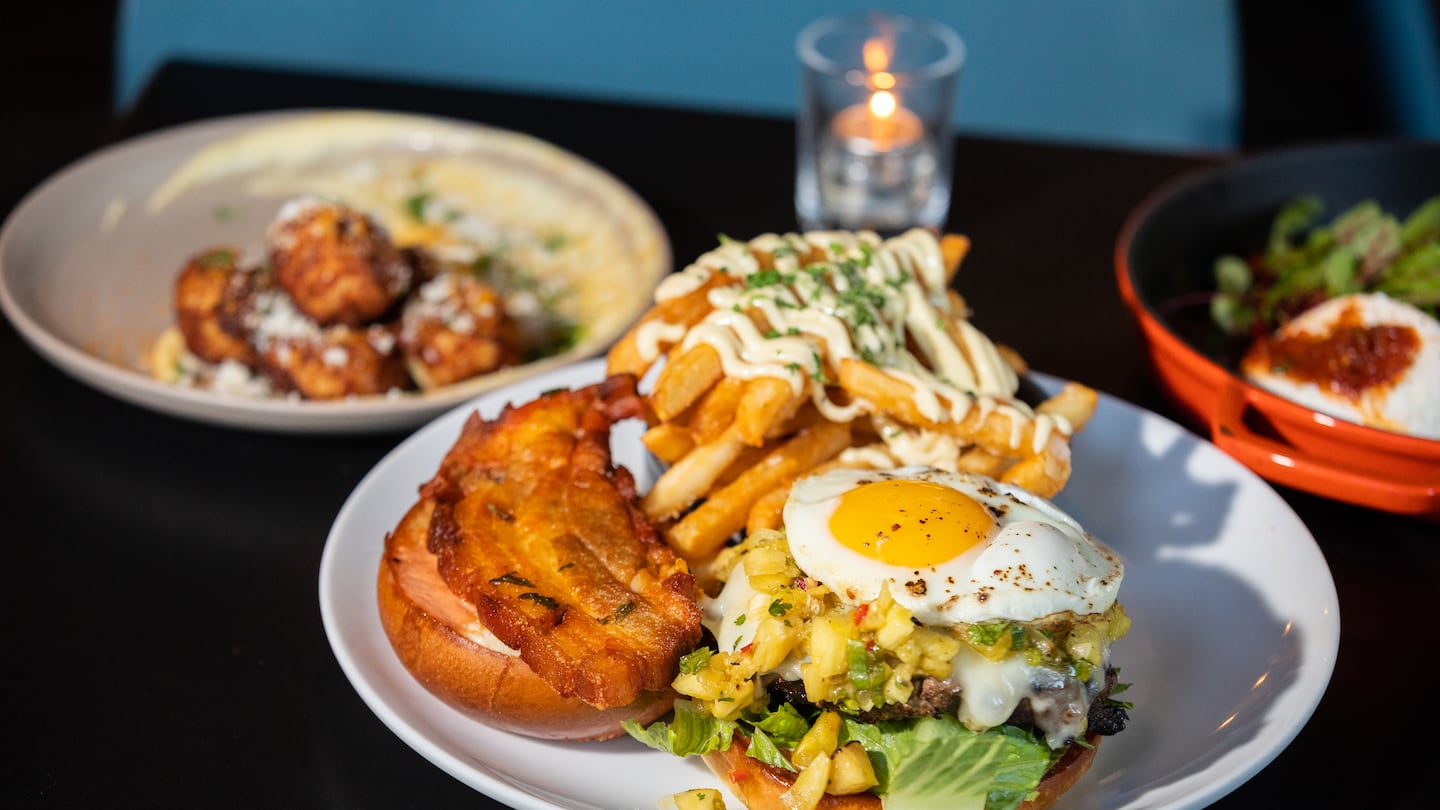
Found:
[267,197,412,326]
[232,270,409,399]
[424,375,702,708]
[401,271,524,389]
[173,246,255,365]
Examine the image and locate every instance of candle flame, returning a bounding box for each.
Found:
[869,90,898,120]
[862,35,893,73]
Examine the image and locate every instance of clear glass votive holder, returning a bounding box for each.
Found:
[795,13,964,234]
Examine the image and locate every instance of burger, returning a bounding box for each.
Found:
[627,466,1131,809]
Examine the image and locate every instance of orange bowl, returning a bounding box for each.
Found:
[1115,141,1440,517]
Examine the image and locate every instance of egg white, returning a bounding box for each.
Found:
[782,466,1124,626]
[1243,292,1440,439]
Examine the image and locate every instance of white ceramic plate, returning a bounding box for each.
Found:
[319,358,1340,809]
[0,111,669,433]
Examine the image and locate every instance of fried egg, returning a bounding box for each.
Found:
[782,466,1123,626]
[1242,292,1440,439]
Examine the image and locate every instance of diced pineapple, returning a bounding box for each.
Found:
[1108,603,1132,640]
[963,622,1016,661]
[800,662,836,704]
[883,656,917,702]
[1065,621,1103,668]
[710,678,755,719]
[750,616,800,673]
[826,742,879,794]
[672,667,721,701]
[892,637,922,666]
[781,752,832,810]
[917,629,962,676]
[875,603,915,648]
[670,788,727,810]
[808,615,854,679]
[743,545,791,578]
[791,711,842,769]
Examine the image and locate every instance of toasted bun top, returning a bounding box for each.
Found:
[700,731,1102,810]
[377,499,676,741]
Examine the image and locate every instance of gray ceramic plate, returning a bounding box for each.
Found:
[0,110,670,433]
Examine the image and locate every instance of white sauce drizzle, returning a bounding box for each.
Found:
[643,229,1070,457]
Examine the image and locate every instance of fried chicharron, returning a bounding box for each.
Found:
[422,374,702,708]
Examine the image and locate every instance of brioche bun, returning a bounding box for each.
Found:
[376,499,676,741]
[701,731,1102,810]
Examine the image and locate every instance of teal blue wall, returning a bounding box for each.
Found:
[116,0,1242,152]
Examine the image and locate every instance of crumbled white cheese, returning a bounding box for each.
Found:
[247,290,320,348]
[210,359,273,398]
[367,327,396,354]
[322,346,350,368]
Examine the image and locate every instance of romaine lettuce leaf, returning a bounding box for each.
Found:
[631,701,1053,810]
[744,701,812,748]
[843,715,1051,810]
[743,726,796,772]
[623,699,736,757]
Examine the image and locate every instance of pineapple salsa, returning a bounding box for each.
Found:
[627,529,1131,810]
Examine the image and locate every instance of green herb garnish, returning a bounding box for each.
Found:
[519,592,560,609]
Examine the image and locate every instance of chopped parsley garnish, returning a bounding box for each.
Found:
[811,352,832,384]
[966,621,1024,650]
[542,233,567,252]
[486,502,514,522]
[678,647,713,675]
[734,613,747,626]
[745,269,794,288]
[488,572,534,587]
[768,598,792,616]
[197,249,235,268]
[469,254,493,278]
[404,192,431,222]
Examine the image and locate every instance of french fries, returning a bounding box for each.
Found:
[613,229,1099,564]
[666,420,852,559]
[650,343,724,422]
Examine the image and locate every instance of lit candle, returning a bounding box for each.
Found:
[832,88,923,153]
[831,37,924,153]
[798,17,956,234]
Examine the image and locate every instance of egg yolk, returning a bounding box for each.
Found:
[828,479,996,567]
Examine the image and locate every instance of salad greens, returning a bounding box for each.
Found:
[1210,194,1440,335]
[625,699,1053,810]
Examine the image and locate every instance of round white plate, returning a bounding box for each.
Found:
[0,110,669,433]
[319,358,1340,809]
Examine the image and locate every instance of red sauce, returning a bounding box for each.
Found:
[1249,303,1419,399]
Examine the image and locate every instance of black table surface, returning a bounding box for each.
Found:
[3,61,1437,809]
